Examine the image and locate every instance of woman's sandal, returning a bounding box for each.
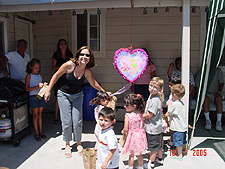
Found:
[77,145,83,156]
[39,133,47,139]
[34,134,41,141]
[65,147,72,158]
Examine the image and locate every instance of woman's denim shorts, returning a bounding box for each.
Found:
[29,95,46,109]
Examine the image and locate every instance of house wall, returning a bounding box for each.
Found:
[33,11,73,111]
[95,7,201,102]
[4,7,202,111]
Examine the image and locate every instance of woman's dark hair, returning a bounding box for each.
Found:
[26,58,41,74]
[175,57,181,70]
[55,39,72,60]
[142,48,154,65]
[89,91,110,106]
[71,46,95,68]
[124,93,145,113]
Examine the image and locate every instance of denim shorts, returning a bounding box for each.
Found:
[29,95,46,109]
[173,131,187,147]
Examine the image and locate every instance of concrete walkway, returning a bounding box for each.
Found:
[0,112,225,169]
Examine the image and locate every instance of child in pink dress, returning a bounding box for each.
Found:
[89,91,110,138]
[121,93,147,169]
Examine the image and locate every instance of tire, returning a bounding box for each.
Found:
[13,137,20,147]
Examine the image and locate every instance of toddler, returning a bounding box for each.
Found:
[96,107,119,169]
[90,91,110,138]
[143,77,164,168]
[121,93,147,169]
[167,76,181,147]
[166,84,188,160]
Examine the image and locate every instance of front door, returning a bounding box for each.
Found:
[15,19,33,58]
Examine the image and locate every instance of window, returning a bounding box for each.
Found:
[77,14,87,49]
[90,14,100,51]
[73,9,105,57]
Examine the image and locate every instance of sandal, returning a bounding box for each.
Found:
[171,156,183,161]
[77,145,83,156]
[39,133,47,139]
[52,119,58,124]
[65,147,72,158]
[34,134,41,141]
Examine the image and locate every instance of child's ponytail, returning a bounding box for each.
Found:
[124,93,145,113]
[26,58,41,74]
[26,61,32,73]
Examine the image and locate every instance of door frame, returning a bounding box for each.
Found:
[15,18,33,58]
[0,16,8,54]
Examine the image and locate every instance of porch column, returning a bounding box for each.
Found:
[182,0,190,125]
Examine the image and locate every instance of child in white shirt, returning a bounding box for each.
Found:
[96,107,119,169]
[166,84,188,160]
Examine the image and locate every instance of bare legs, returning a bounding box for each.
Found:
[203,95,223,115]
[150,150,162,162]
[128,154,143,168]
[203,95,223,131]
[176,146,183,158]
[32,107,44,135]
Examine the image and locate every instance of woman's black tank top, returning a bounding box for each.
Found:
[59,67,85,94]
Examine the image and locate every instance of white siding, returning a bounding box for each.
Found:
[4,7,202,110]
[101,7,201,101]
[33,11,72,111]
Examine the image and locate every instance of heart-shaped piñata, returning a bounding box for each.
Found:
[114,48,148,83]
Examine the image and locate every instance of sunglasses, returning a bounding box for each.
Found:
[80,53,91,57]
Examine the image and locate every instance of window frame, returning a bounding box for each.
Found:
[72,9,106,58]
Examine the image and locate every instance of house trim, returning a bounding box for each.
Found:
[0,0,210,12]
[0,17,8,54]
[15,18,33,58]
[71,8,106,58]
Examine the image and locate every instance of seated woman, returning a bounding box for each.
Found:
[167,56,195,95]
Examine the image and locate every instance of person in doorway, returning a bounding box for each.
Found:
[44,46,109,158]
[0,39,30,83]
[52,39,73,124]
[196,67,224,131]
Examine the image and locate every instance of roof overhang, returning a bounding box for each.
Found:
[0,0,210,12]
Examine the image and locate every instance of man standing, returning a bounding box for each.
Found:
[196,67,224,131]
[0,39,30,83]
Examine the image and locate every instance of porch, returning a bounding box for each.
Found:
[0,111,224,169]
